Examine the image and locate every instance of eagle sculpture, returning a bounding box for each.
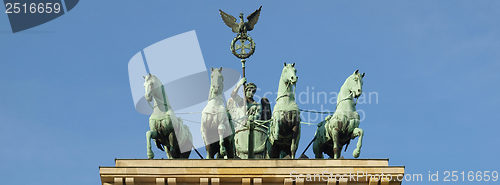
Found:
[219,6,262,35]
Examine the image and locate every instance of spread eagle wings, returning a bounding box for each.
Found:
[219,6,262,33]
[219,9,239,33]
[245,6,262,31]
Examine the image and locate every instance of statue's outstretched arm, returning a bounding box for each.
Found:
[231,77,246,98]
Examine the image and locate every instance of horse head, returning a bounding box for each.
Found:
[345,69,365,99]
[210,67,224,97]
[143,73,155,102]
[281,63,298,85]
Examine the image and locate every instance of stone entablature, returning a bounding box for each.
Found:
[100,159,404,185]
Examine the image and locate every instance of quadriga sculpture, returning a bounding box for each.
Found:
[201,67,235,159]
[144,74,193,159]
[313,70,365,159]
[268,63,301,159]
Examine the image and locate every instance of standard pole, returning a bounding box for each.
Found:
[241,59,246,86]
[248,120,255,159]
[241,59,254,158]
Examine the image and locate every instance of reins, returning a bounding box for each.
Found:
[275,81,295,102]
[298,91,357,115]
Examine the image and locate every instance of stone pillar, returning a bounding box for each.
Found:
[114,177,123,185]
[200,178,209,185]
[242,178,251,185]
[212,178,220,185]
[156,178,165,185]
[253,178,262,185]
[125,177,134,185]
[167,178,176,185]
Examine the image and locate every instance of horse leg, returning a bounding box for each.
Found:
[352,128,364,158]
[325,148,335,159]
[223,136,235,158]
[218,121,227,158]
[212,143,219,159]
[265,139,271,159]
[204,144,212,159]
[336,145,343,159]
[165,132,177,158]
[170,131,184,158]
[313,139,324,159]
[331,130,339,159]
[201,113,211,159]
[159,130,172,159]
[290,125,299,159]
[146,130,158,159]
[205,142,218,159]
[163,146,172,159]
[269,143,280,158]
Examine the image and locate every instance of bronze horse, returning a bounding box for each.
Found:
[268,63,301,158]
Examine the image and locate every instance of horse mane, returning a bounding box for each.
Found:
[148,74,173,111]
[337,74,355,105]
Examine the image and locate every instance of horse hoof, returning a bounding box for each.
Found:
[353,149,360,158]
[220,147,227,157]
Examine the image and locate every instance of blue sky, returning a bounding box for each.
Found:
[1,0,499,184]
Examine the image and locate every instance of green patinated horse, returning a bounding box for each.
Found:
[268,63,301,159]
[144,74,192,159]
[313,70,365,159]
[201,67,235,159]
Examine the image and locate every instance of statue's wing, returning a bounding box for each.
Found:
[219,9,239,33]
[260,97,272,121]
[246,6,262,31]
